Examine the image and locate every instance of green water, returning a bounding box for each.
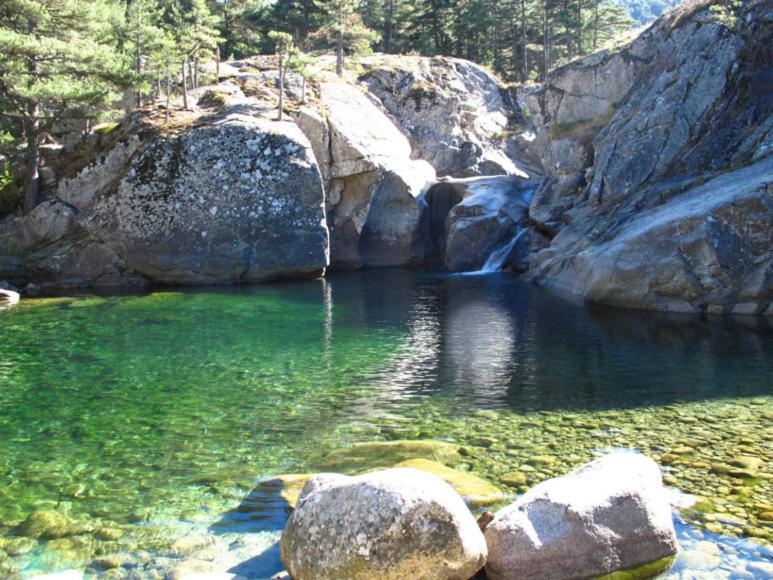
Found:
[0,270,771,577]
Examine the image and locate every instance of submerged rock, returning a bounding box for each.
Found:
[317,439,463,471]
[17,510,77,540]
[484,453,678,580]
[280,467,487,580]
[393,458,505,508]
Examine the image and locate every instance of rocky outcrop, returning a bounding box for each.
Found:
[484,453,678,580]
[280,467,487,580]
[520,0,773,315]
[530,156,773,315]
[0,93,329,289]
[315,80,436,269]
[361,55,535,178]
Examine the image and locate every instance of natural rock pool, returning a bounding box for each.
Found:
[1,270,771,578]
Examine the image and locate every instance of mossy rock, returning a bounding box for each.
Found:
[317,440,463,472]
[16,510,77,539]
[500,472,528,487]
[593,555,676,579]
[392,459,505,508]
[263,458,501,509]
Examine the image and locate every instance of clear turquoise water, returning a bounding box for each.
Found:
[0,269,771,577]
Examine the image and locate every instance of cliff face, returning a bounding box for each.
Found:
[521,0,773,315]
[1,0,771,315]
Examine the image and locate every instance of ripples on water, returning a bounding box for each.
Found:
[0,269,771,577]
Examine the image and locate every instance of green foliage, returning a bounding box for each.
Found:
[312,0,380,74]
[612,0,683,26]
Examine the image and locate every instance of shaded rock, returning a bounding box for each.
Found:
[280,467,487,580]
[423,175,535,271]
[529,157,773,314]
[484,453,678,580]
[317,80,435,269]
[317,439,463,471]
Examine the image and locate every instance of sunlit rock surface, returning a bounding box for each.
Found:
[484,453,678,580]
[280,468,487,580]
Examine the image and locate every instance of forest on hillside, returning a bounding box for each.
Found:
[1,0,693,212]
[613,0,683,25]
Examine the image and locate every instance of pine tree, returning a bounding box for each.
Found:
[268,31,293,120]
[0,0,132,213]
[313,0,379,76]
[287,47,317,104]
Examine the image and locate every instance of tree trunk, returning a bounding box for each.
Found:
[384,0,394,52]
[187,59,195,90]
[543,0,550,81]
[301,76,307,104]
[193,60,199,90]
[166,68,171,124]
[491,0,500,74]
[576,0,583,56]
[155,74,161,100]
[216,45,221,84]
[521,0,528,82]
[336,30,344,76]
[182,60,189,110]
[135,5,142,108]
[278,53,285,121]
[23,103,40,214]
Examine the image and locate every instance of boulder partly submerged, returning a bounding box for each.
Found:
[484,452,678,580]
[280,467,487,580]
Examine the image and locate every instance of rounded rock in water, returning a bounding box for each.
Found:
[280,467,487,580]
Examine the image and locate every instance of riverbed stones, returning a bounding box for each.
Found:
[280,467,487,580]
[484,453,678,580]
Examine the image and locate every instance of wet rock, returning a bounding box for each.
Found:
[484,453,678,580]
[280,467,487,580]
[425,175,535,271]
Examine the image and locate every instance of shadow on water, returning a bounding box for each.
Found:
[211,479,292,576]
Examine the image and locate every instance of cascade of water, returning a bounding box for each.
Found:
[480,228,527,273]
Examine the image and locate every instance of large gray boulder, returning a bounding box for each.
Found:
[0,96,330,289]
[361,55,534,178]
[484,453,678,580]
[280,467,487,580]
[317,80,435,269]
[84,112,328,285]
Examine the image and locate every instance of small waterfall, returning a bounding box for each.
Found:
[480,228,527,273]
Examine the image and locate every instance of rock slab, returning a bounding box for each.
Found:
[484,452,678,580]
